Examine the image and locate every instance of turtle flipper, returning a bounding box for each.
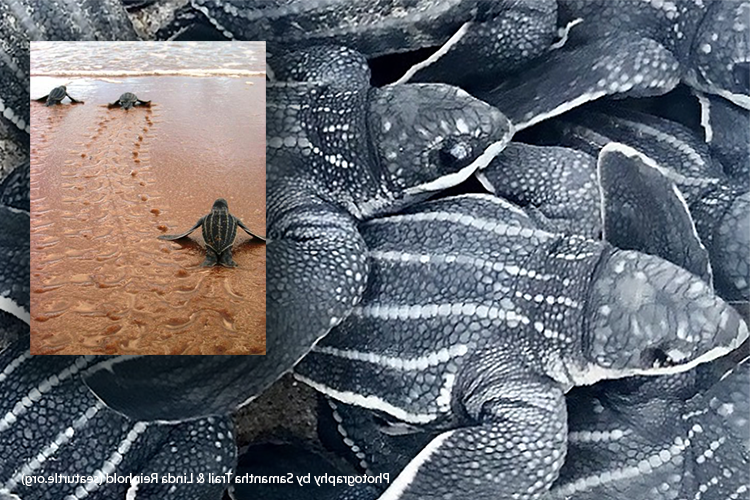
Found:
[65,92,83,104]
[134,416,236,500]
[237,218,266,241]
[82,356,276,421]
[217,249,237,268]
[136,99,152,107]
[398,0,557,88]
[107,100,121,108]
[201,250,219,267]
[34,94,49,103]
[476,142,601,238]
[267,204,369,402]
[475,35,680,131]
[158,216,205,240]
[378,364,567,500]
[597,143,713,286]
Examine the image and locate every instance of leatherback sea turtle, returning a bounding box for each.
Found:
[34,85,83,106]
[545,355,750,499]
[159,198,265,267]
[471,0,750,131]
[0,325,239,500]
[267,45,513,404]
[108,92,151,109]
[292,193,748,500]
[312,354,750,500]
[545,107,749,302]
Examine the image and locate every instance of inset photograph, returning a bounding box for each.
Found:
[30,41,266,355]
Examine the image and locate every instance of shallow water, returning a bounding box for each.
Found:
[31,41,265,77]
[30,72,266,355]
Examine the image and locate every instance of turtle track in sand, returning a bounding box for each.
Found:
[30,103,264,355]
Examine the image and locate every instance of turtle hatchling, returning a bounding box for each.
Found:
[293,193,749,500]
[108,92,151,109]
[34,85,83,106]
[159,198,265,267]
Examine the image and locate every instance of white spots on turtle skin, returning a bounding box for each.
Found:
[555,438,689,496]
[368,210,552,243]
[568,427,631,443]
[700,42,712,54]
[352,301,531,329]
[313,344,469,372]
[0,99,28,134]
[436,373,456,412]
[0,350,31,383]
[62,422,150,500]
[3,402,105,492]
[327,400,373,474]
[368,249,563,298]
[0,356,96,433]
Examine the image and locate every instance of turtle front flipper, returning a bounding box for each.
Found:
[597,143,713,286]
[268,200,369,402]
[107,100,121,108]
[65,92,83,104]
[158,216,205,240]
[134,416,236,500]
[378,358,567,500]
[34,94,49,103]
[237,218,266,241]
[136,99,152,107]
[397,0,557,88]
[475,35,680,131]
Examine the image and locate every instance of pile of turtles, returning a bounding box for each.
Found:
[2,1,749,500]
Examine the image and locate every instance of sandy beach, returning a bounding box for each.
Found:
[30,75,265,355]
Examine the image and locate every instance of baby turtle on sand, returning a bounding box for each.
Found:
[159,198,265,267]
[108,92,151,109]
[34,85,83,106]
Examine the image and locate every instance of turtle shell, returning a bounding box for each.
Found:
[120,92,137,103]
[48,86,66,102]
[202,202,237,254]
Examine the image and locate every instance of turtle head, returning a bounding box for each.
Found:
[212,198,229,211]
[691,1,750,107]
[578,250,748,384]
[368,84,513,201]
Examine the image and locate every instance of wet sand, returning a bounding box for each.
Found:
[30,77,265,355]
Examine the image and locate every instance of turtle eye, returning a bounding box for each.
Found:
[438,138,474,171]
[641,347,676,369]
[732,62,749,95]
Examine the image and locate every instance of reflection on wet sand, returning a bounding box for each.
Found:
[30,77,266,355]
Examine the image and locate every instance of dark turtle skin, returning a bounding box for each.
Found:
[108,91,151,109]
[158,198,265,267]
[34,85,83,106]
